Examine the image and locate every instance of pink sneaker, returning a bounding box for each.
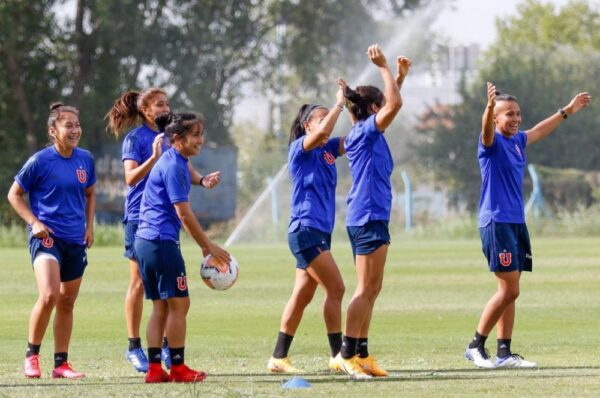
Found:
[24,355,41,378]
[51,362,85,379]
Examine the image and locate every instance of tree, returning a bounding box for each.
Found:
[415,0,600,210]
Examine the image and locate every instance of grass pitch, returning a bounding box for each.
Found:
[0,238,599,397]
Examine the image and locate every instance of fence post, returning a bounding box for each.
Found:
[525,163,543,219]
[401,170,413,231]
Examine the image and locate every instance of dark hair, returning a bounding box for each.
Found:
[342,85,383,121]
[155,111,205,143]
[105,87,167,137]
[47,102,79,129]
[495,92,518,103]
[288,104,327,145]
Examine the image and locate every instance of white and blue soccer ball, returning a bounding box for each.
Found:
[200,254,239,290]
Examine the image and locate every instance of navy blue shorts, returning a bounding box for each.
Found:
[480,222,532,272]
[288,227,331,270]
[134,238,189,300]
[347,220,391,257]
[29,236,88,282]
[123,220,139,260]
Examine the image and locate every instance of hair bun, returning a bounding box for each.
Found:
[49,102,64,111]
[154,112,174,131]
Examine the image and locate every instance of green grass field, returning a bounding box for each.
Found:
[1,238,599,397]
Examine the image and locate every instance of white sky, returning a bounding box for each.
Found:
[432,0,573,48]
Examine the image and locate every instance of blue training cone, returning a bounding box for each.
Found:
[282,376,312,389]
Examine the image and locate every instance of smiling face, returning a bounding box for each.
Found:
[177,122,205,157]
[303,107,329,146]
[49,111,81,153]
[141,93,170,128]
[494,99,522,137]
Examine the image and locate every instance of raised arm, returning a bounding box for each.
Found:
[526,92,592,145]
[370,45,401,131]
[303,86,346,151]
[481,82,497,147]
[395,55,412,94]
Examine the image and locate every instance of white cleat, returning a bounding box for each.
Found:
[464,346,495,369]
[495,354,538,368]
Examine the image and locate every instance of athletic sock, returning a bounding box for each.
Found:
[26,342,40,358]
[148,347,162,364]
[497,339,512,358]
[327,332,342,357]
[54,352,68,368]
[468,331,488,349]
[128,337,142,351]
[161,337,168,349]
[272,331,294,359]
[357,338,369,358]
[341,336,358,359]
[169,347,184,366]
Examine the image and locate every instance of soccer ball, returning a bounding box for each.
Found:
[200,254,239,290]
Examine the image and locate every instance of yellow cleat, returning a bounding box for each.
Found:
[329,355,344,372]
[334,353,372,380]
[267,357,302,374]
[355,355,388,377]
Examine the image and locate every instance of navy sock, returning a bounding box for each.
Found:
[128,337,142,351]
[468,331,488,349]
[54,352,68,368]
[341,336,358,359]
[357,338,369,358]
[26,342,40,358]
[327,332,342,357]
[148,347,162,364]
[272,332,294,359]
[497,339,512,358]
[169,346,184,366]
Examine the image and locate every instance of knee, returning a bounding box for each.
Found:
[38,291,58,309]
[356,286,380,303]
[500,288,520,303]
[56,292,77,311]
[294,290,315,308]
[326,282,345,302]
[129,278,145,297]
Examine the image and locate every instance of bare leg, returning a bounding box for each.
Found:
[305,251,345,333]
[53,277,83,353]
[28,259,61,345]
[125,259,145,339]
[279,270,318,335]
[165,297,190,348]
[476,271,520,336]
[345,245,388,338]
[147,300,168,349]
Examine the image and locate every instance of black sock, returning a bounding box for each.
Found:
[169,346,184,366]
[26,342,40,358]
[497,339,512,358]
[128,337,142,351]
[148,347,162,364]
[468,331,488,349]
[162,337,168,349]
[272,332,294,359]
[357,338,369,358]
[54,352,68,368]
[327,332,342,357]
[341,336,358,359]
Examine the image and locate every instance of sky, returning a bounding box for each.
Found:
[432,0,572,48]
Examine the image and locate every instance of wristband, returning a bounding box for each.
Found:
[336,104,344,111]
[558,108,568,119]
[199,175,206,187]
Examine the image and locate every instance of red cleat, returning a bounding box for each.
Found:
[145,363,169,383]
[169,363,207,383]
[24,355,41,378]
[51,362,85,379]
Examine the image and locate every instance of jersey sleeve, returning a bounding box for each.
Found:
[478,132,497,156]
[122,133,142,163]
[86,155,97,187]
[14,155,39,193]
[164,161,190,204]
[325,137,341,158]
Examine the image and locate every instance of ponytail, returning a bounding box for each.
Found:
[342,84,383,121]
[105,87,167,138]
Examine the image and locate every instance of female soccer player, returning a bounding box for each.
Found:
[134,111,230,383]
[267,87,347,374]
[8,103,96,379]
[106,88,221,372]
[333,44,411,379]
[465,82,591,369]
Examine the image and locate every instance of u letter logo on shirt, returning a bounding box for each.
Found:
[76,169,87,183]
[177,275,188,291]
[499,252,512,267]
[42,236,54,248]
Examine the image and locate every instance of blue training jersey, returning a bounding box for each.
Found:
[121,124,169,222]
[288,136,341,234]
[478,130,528,227]
[344,114,394,226]
[15,146,96,244]
[136,147,190,242]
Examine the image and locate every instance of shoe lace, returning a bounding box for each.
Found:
[477,346,491,360]
[510,353,524,360]
[28,356,40,367]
